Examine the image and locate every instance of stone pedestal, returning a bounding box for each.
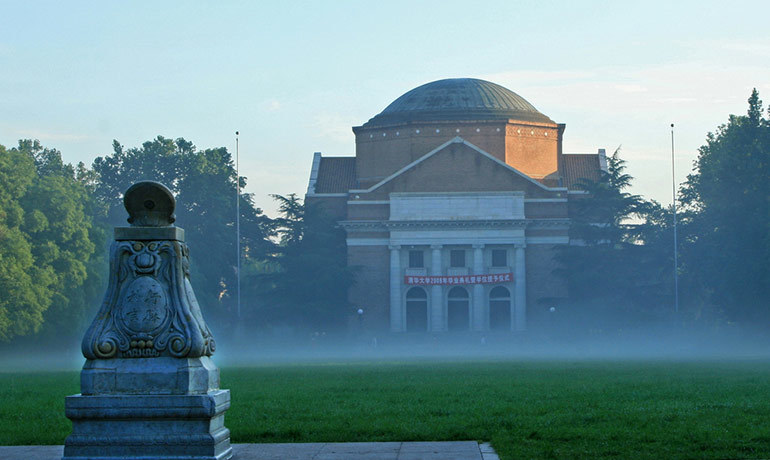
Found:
[63,181,232,460]
[64,391,231,460]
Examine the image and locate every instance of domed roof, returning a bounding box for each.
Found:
[363,78,553,127]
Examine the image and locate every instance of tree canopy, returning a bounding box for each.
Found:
[254,194,354,332]
[679,89,770,322]
[91,136,275,324]
[0,141,97,341]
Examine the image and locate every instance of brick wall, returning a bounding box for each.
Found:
[354,119,562,188]
[347,245,390,331]
[524,244,568,318]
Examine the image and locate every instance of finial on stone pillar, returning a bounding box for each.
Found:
[124,180,176,227]
[64,181,232,460]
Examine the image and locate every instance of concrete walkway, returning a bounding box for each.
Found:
[0,441,500,460]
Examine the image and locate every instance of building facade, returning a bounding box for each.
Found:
[306,78,605,333]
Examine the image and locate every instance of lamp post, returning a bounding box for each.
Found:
[235,131,241,319]
[671,124,679,315]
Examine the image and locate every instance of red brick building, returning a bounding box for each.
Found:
[306,78,605,333]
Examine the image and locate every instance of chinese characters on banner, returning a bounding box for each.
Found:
[404,272,513,286]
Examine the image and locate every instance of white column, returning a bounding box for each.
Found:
[472,244,485,331]
[430,245,443,332]
[514,244,527,332]
[389,245,403,332]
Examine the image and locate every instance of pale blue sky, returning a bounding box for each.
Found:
[2,0,768,215]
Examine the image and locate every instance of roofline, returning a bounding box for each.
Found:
[349,137,568,194]
[306,192,348,197]
[352,118,559,133]
[306,152,322,195]
[598,148,608,172]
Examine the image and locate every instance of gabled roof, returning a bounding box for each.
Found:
[352,137,567,194]
[313,157,357,194]
[562,154,603,190]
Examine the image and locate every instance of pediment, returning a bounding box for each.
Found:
[353,137,565,199]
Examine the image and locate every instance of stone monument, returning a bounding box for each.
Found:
[64,181,233,460]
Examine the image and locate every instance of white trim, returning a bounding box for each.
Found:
[524,198,567,203]
[391,191,524,198]
[306,152,322,195]
[347,238,389,246]
[567,190,590,195]
[307,193,348,197]
[598,148,608,172]
[347,200,390,205]
[349,137,568,194]
[526,236,570,244]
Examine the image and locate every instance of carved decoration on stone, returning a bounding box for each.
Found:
[81,181,215,360]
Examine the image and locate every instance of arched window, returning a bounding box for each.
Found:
[447,286,470,331]
[405,287,428,332]
[489,286,511,331]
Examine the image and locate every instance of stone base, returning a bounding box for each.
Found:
[63,390,232,460]
[80,357,220,395]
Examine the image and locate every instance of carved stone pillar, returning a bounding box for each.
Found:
[389,245,403,332]
[514,244,527,332]
[472,244,486,331]
[63,181,232,460]
[430,245,444,332]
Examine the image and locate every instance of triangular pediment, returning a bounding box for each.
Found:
[351,137,565,199]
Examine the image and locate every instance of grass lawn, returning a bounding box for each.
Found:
[1,360,769,459]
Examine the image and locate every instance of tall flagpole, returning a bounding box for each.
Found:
[670,124,679,314]
[235,131,241,319]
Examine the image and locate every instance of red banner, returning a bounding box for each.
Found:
[404,272,513,286]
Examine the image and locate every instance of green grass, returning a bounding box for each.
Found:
[1,360,769,459]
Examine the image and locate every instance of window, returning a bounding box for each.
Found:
[405,287,428,332]
[489,286,511,331]
[447,286,470,331]
[408,250,424,268]
[450,249,465,267]
[491,249,507,267]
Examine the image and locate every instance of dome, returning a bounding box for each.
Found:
[363,78,553,127]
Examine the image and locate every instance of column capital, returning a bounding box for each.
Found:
[472,243,485,249]
[389,244,401,251]
[430,244,443,250]
[515,243,527,249]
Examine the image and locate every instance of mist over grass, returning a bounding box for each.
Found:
[2,360,769,459]
[2,312,770,373]
[2,315,768,459]
[209,313,770,367]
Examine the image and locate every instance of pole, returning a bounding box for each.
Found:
[235,131,241,319]
[670,124,679,314]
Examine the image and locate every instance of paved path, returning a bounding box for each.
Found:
[0,441,499,460]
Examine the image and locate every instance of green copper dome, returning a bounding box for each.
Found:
[363,78,554,127]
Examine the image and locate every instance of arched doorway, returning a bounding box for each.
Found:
[405,287,428,332]
[447,287,470,331]
[489,286,511,331]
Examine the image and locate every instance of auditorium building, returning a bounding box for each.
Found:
[305,78,605,333]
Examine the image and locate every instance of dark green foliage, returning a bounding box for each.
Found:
[679,89,770,323]
[555,150,667,325]
[2,361,769,459]
[91,136,275,325]
[256,194,353,332]
[0,141,97,342]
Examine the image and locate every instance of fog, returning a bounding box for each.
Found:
[4,316,768,374]
[213,321,770,367]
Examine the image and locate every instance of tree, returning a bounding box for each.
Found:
[90,136,275,325]
[679,89,770,323]
[0,141,98,342]
[258,194,353,332]
[554,149,664,327]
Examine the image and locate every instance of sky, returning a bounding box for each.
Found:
[2,0,769,216]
